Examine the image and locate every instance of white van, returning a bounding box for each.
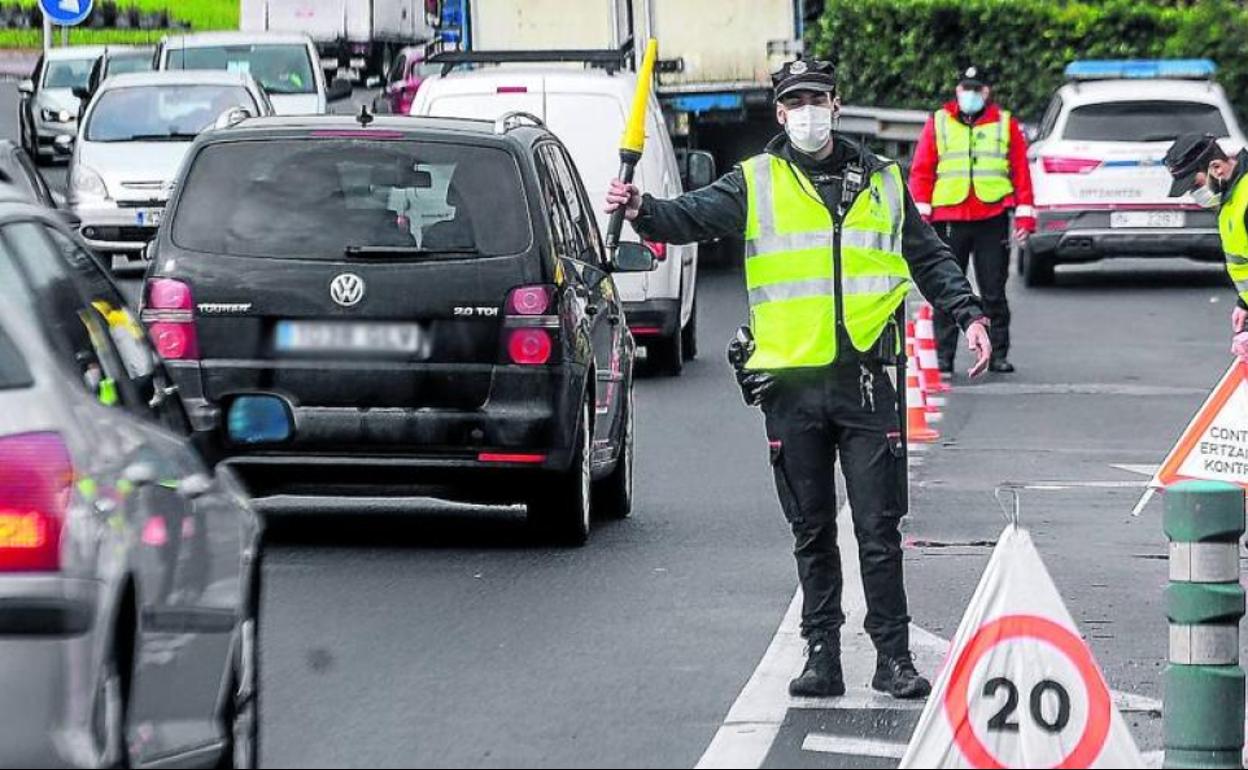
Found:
[411,68,700,375]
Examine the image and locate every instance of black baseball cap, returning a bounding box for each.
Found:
[772,59,837,101]
[1165,133,1227,197]
[958,65,992,89]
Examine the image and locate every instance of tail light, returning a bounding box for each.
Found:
[643,240,668,261]
[502,285,558,366]
[141,278,199,361]
[0,432,72,572]
[1041,156,1102,175]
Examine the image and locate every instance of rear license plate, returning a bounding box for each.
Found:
[275,321,423,354]
[1110,210,1185,229]
[134,208,163,227]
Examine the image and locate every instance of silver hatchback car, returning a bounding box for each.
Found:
[0,195,262,768]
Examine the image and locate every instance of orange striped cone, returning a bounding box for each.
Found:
[905,348,940,445]
[906,324,942,422]
[916,304,950,393]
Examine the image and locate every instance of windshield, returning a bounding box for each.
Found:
[42,58,93,90]
[86,84,256,142]
[1063,101,1230,142]
[107,53,154,77]
[165,44,316,95]
[172,139,532,259]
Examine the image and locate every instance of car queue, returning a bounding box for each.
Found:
[5,31,1240,767]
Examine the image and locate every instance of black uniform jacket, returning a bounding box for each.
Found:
[631,133,988,346]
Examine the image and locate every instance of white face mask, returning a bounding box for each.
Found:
[784,104,834,154]
[1192,184,1222,209]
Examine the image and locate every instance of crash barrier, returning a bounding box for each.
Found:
[1164,480,1246,769]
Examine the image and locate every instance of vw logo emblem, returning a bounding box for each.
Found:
[330,273,365,307]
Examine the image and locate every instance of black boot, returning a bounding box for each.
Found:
[789,636,845,698]
[937,356,954,375]
[989,358,1015,374]
[871,652,931,700]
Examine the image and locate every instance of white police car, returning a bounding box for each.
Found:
[1022,60,1246,285]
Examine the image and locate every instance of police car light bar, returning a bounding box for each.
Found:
[1065,59,1217,81]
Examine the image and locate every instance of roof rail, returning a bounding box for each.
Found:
[428,38,635,78]
[494,111,545,134]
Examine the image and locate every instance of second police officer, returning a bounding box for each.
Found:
[606,60,992,699]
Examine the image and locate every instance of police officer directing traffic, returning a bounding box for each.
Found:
[606,60,992,699]
[1166,133,1248,362]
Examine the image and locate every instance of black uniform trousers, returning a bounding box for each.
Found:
[762,362,910,656]
[933,214,1011,363]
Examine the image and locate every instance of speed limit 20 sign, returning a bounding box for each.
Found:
[900,527,1144,769]
[944,615,1111,768]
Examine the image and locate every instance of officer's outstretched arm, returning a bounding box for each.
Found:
[899,190,987,330]
[630,167,749,246]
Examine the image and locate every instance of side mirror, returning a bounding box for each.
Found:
[72,86,90,102]
[18,79,33,96]
[610,241,657,273]
[326,77,353,103]
[685,150,716,190]
[176,472,213,500]
[226,394,294,445]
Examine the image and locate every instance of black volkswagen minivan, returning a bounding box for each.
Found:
[143,112,653,544]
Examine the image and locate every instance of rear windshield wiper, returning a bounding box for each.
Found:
[344,245,482,259]
[113,133,200,142]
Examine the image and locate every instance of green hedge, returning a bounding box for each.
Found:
[808,0,1248,123]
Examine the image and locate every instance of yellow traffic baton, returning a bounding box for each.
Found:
[605,38,659,251]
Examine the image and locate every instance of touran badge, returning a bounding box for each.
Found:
[330,273,366,307]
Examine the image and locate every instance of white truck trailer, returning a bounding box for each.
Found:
[241,0,436,80]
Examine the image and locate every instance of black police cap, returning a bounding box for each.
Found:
[772,59,837,101]
[959,65,992,89]
[1165,133,1227,197]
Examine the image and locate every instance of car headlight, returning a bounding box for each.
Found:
[70,166,108,199]
[39,108,73,123]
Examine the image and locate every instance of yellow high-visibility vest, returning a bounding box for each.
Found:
[1219,174,1248,305]
[932,110,1014,206]
[741,154,912,370]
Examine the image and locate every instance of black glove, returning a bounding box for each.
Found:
[726,326,776,407]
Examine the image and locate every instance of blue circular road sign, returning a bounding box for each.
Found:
[39,0,93,26]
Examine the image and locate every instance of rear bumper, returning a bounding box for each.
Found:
[1032,208,1223,262]
[171,360,586,497]
[624,298,681,340]
[0,577,102,769]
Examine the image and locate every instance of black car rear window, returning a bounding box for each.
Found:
[0,322,32,390]
[171,138,533,259]
[1063,101,1229,142]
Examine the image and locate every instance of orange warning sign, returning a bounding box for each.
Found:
[1150,361,1248,491]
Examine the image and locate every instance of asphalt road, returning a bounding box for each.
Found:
[0,76,1234,767]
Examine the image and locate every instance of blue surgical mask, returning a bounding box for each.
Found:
[957,90,986,115]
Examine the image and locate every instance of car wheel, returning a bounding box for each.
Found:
[93,656,126,768]
[217,618,258,769]
[528,398,591,546]
[594,384,633,520]
[681,293,698,361]
[1022,243,1055,287]
[649,315,684,377]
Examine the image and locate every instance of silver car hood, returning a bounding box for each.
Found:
[269,93,325,115]
[77,140,193,203]
[36,88,80,114]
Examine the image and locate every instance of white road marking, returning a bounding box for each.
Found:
[957,383,1205,397]
[802,734,908,758]
[696,500,1163,769]
[1111,464,1160,477]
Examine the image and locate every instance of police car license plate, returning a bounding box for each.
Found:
[275,321,422,354]
[134,208,163,227]
[1110,210,1184,229]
